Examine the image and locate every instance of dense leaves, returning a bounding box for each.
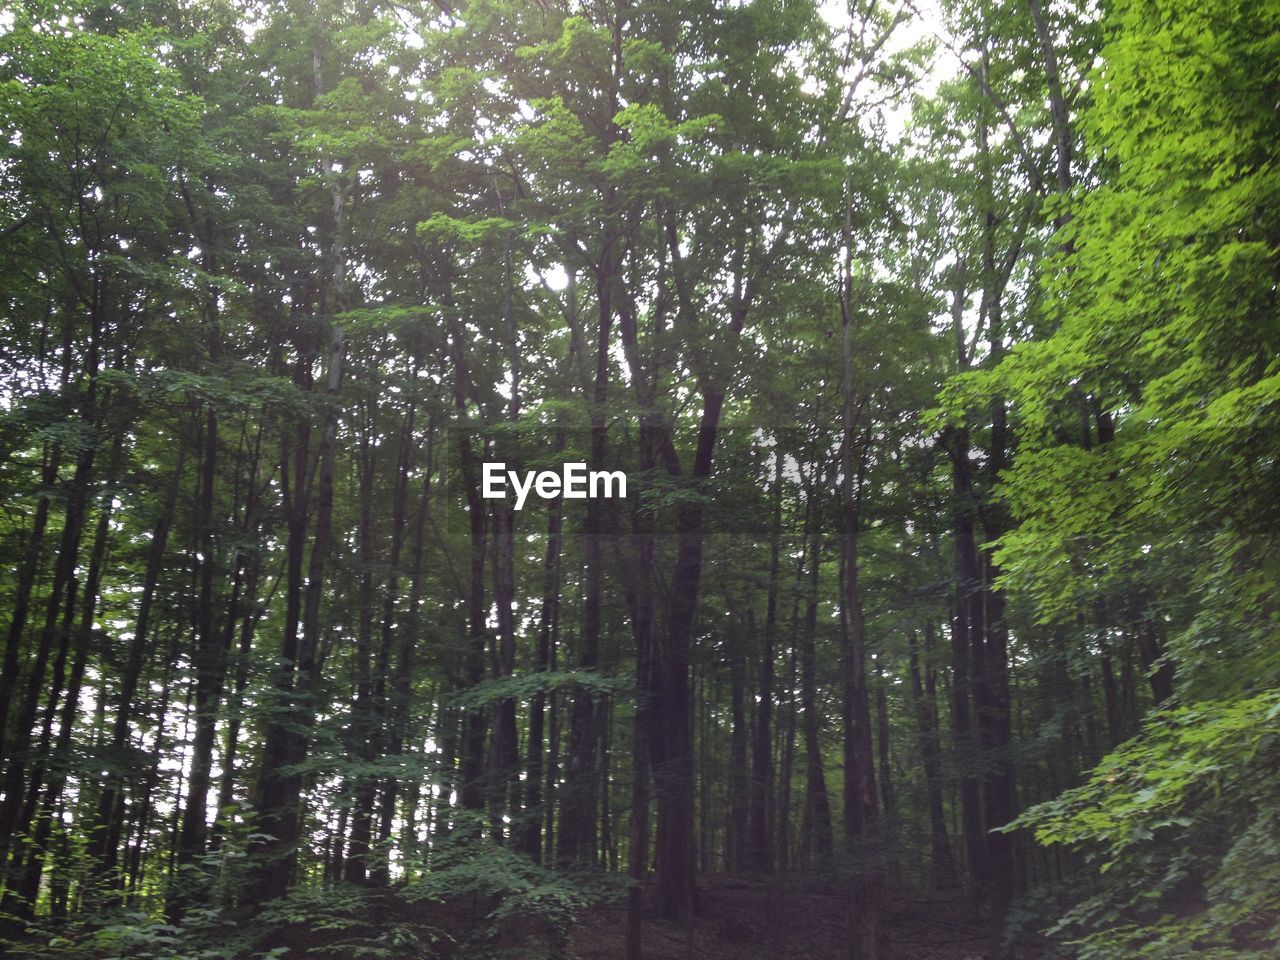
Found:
[0,0,1276,958]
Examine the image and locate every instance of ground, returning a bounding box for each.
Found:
[568,875,1024,960]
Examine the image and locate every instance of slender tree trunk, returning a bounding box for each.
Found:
[0,443,63,766]
[89,445,181,875]
[214,549,266,841]
[800,474,833,865]
[455,402,488,816]
[727,615,750,871]
[124,633,176,900]
[174,405,226,889]
[747,455,782,872]
[374,398,429,885]
[560,248,614,864]
[875,660,894,824]
[253,319,345,902]
[520,433,564,859]
[909,625,954,888]
[1027,0,1073,233]
[776,479,812,874]
[652,390,724,924]
[345,408,379,884]
[0,300,76,769]
[489,500,521,838]
[839,187,881,960]
[623,413,661,960]
[11,499,112,912]
[0,432,98,865]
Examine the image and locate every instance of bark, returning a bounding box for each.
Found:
[652,389,721,924]
[1100,641,1123,747]
[88,447,180,874]
[127,622,181,898]
[949,435,987,893]
[909,626,954,888]
[875,660,894,825]
[727,614,750,871]
[800,470,833,865]
[0,443,63,767]
[559,240,616,864]
[174,404,226,882]
[455,399,489,815]
[10,500,112,913]
[775,480,812,874]
[489,501,521,837]
[1136,620,1174,705]
[374,399,430,884]
[487,223,522,835]
[345,406,379,884]
[978,483,1016,916]
[252,320,345,901]
[839,186,881,960]
[519,432,565,859]
[974,107,1018,912]
[746,454,783,872]
[214,555,267,842]
[0,427,97,865]
[776,627,799,873]
[1027,0,1073,228]
[0,289,76,767]
[0,570,77,924]
[599,698,616,870]
[623,410,661,960]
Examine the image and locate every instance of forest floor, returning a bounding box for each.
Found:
[568,875,1024,960]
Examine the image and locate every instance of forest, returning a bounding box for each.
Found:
[0,0,1277,957]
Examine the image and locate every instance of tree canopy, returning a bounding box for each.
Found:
[0,0,1276,958]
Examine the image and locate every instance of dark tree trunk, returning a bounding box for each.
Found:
[875,660,894,825]
[1027,0,1074,230]
[8,500,111,914]
[727,615,750,871]
[652,389,724,924]
[623,412,661,960]
[838,189,882,960]
[560,248,615,864]
[519,433,564,859]
[345,406,379,885]
[1136,620,1175,705]
[489,501,521,838]
[0,443,63,767]
[909,625,954,888]
[746,455,782,872]
[214,551,265,841]
[949,430,987,895]
[0,296,77,769]
[456,401,489,816]
[0,431,98,866]
[175,406,226,885]
[252,320,345,902]
[374,399,430,885]
[800,473,833,865]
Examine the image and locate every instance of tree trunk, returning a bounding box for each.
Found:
[839,187,881,960]
[560,249,615,864]
[175,405,226,886]
[252,320,345,901]
[909,625,955,888]
[727,615,750,871]
[520,432,565,859]
[345,406,379,884]
[455,400,489,816]
[746,454,782,872]
[800,471,833,865]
